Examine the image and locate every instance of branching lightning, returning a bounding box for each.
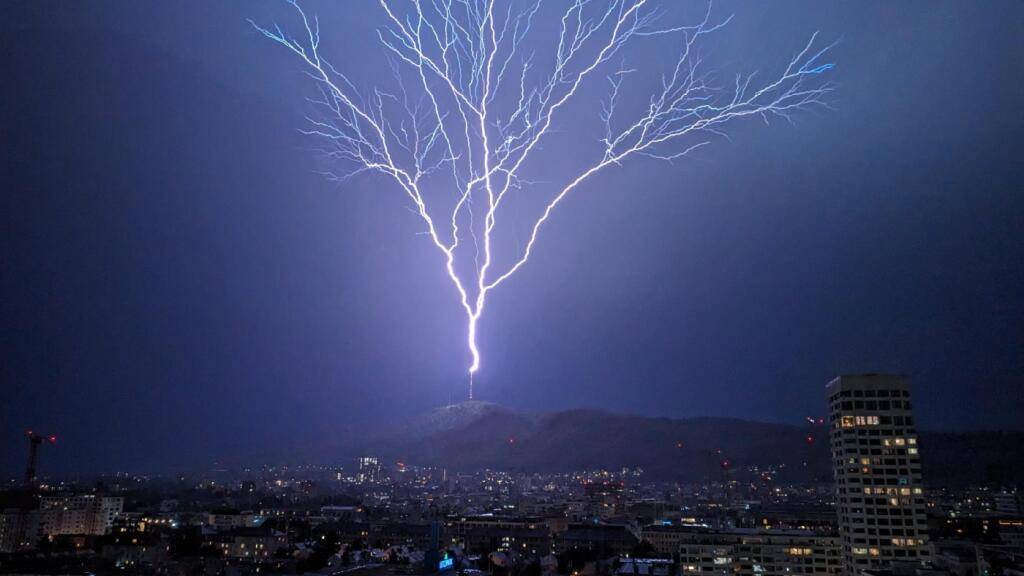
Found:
[251,0,835,397]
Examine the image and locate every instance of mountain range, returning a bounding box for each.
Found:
[366,401,1023,486]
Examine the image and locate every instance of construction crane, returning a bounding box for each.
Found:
[25,431,57,486]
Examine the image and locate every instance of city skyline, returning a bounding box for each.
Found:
[0,370,1021,576]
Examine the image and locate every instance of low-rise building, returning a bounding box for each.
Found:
[210,526,287,559]
[38,494,123,537]
[558,523,639,557]
[642,525,841,576]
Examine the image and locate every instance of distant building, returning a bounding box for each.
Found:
[457,525,551,556]
[617,557,674,575]
[319,505,361,522]
[557,523,639,557]
[205,508,256,531]
[585,480,626,518]
[446,515,547,537]
[752,504,838,533]
[641,526,841,576]
[101,530,170,567]
[827,375,931,575]
[994,492,1023,518]
[209,526,286,559]
[0,491,41,552]
[358,457,381,484]
[373,522,434,550]
[998,519,1024,552]
[38,494,123,537]
[0,508,38,552]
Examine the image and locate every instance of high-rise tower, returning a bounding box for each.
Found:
[826,375,930,575]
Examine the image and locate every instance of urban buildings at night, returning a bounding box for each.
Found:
[827,375,930,574]
[0,374,1021,576]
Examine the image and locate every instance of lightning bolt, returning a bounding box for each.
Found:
[251,0,835,395]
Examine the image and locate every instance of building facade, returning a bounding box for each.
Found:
[642,525,840,576]
[827,375,931,575]
[38,494,123,537]
[358,457,381,484]
[0,509,37,552]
